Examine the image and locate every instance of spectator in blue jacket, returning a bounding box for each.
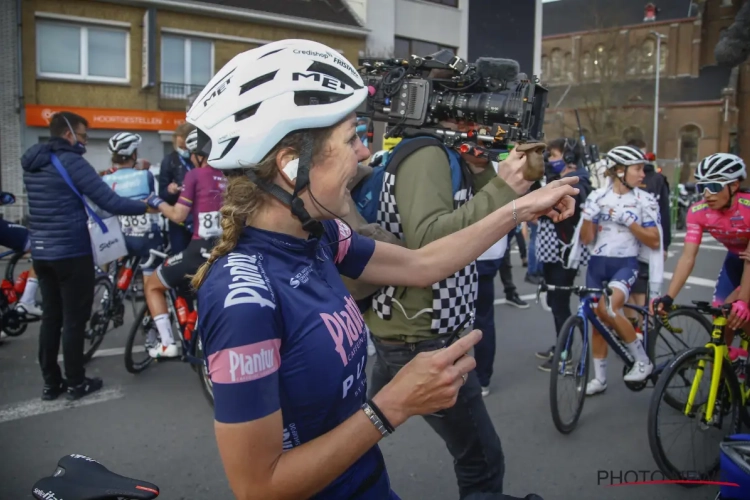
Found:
[22,111,152,401]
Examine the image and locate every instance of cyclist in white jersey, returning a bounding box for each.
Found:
[578,145,662,395]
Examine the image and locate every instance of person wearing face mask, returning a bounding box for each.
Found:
[158,122,196,254]
[21,111,165,401]
[534,138,592,371]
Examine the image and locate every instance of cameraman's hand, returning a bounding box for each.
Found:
[515,177,579,223]
[497,147,532,195]
[370,330,481,428]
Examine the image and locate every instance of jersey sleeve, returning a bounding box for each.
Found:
[640,192,659,228]
[323,219,376,279]
[199,256,283,424]
[685,202,706,245]
[177,169,197,209]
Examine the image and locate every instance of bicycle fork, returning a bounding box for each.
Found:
[685,318,728,424]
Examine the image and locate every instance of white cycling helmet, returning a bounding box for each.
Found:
[108,132,142,157]
[695,153,747,182]
[186,39,367,169]
[185,129,199,154]
[604,145,646,168]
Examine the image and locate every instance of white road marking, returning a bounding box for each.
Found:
[57,346,143,362]
[663,272,716,288]
[0,386,125,425]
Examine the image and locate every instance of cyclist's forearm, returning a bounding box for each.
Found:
[739,260,750,303]
[158,204,188,224]
[580,220,595,245]
[667,254,695,298]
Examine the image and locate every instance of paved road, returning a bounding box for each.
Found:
[0,231,731,500]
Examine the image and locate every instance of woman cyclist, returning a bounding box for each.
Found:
[578,145,663,396]
[145,129,226,359]
[187,39,578,500]
[654,153,750,332]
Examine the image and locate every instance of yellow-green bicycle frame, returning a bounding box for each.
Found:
[684,314,750,423]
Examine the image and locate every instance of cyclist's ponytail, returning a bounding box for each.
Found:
[191,126,335,290]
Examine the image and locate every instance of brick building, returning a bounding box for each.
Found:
[541,0,741,182]
[0,0,366,219]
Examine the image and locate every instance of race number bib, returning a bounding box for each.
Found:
[198,211,222,239]
[119,214,150,235]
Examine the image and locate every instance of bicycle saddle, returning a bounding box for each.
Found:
[32,454,159,500]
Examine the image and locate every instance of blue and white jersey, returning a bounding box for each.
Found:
[102,168,160,236]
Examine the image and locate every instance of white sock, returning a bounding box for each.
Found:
[593,358,607,384]
[154,314,174,346]
[626,338,650,364]
[20,278,38,304]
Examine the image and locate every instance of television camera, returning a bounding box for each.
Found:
[357,49,548,161]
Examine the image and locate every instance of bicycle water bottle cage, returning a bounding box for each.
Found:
[32,454,159,500]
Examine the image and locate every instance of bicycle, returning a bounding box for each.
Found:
[648,301,750,485]
[33,453,159,500]
[84,254,147,362]
[123,249,213,407]
[538,280,713,434]
[0,247,40,337]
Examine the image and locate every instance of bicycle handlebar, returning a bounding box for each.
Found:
[140,249,168,269]
[536,280,616,318]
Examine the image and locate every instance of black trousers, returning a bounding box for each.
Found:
[542,262,578,337]
[499,239,516,297]
[34,255,95,387]
[369,336,506,499]
[474,270,498,387]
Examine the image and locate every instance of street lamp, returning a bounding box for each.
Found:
[651,31,667,157]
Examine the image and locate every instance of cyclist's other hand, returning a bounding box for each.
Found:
[651,295,673,315]
[167,182,181,195]
[581,196,601,222]
[739,250,750,263]
[728,300,750,331]
[146,195,165,210]
[516,177,579,223]
[0,192,16,206]
[613,207,638,227]
[371,329,482,428]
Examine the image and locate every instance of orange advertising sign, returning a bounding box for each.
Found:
[25,105,186,131]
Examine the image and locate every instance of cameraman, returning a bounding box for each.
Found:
[363,118,545,498]
[534,138,592,371]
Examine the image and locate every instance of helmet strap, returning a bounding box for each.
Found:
[615,166,634,191]
[245,134,324,239]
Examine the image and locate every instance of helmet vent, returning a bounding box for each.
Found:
[235,103,261,122]
[294,91,348,107]
[240,71,278,95]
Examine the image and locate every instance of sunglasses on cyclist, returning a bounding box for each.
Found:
[697,181,731,195]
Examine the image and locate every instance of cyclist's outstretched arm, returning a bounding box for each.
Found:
[666,242,699,299]
[738,239,750,304]
[580,219,596,245]
[628,224,660,249]
[157,203,189,224]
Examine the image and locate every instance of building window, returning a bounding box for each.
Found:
[394,36,457,59]
[421,0,458,6]
[581,51,591,79]
[161,35,214,98]
[679,124,702,169]
[659,41,668,74]
[36,20,129,83]
[641,38,656,74]
[550,49,562,80]
[541,55,550,80]
[563,52,573,81]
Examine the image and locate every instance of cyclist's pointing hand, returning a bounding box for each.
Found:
[370,330,481,429]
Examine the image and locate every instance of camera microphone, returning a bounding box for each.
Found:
[475,58,520,83]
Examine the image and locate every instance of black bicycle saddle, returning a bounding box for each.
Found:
[32,454,159,500]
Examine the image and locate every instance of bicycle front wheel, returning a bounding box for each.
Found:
[549,315,590,434]
[83,276,113,363]
[124,303,155,374]
[647,346,743,484]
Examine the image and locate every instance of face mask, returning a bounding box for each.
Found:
[175,146,190,159]
[62,115,86,153]
[549,159,566,174]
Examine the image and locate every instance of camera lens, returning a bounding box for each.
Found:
[430,91,523,124]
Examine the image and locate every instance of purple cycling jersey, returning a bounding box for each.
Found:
[177,166,227,240]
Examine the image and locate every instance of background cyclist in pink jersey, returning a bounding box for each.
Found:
[654,153,750,332]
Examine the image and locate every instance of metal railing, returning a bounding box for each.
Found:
[159,82,205,100]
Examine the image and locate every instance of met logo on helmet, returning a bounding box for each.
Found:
[200,69,235,109]
[292,72,348,91]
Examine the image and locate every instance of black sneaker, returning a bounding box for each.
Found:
[535,346,554,360]
[538,358,553,372]
[66,377,103,401]
[42,380,68,401]
[505,293,529,309]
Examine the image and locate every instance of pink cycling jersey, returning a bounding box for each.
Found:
[685,192,750,254]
